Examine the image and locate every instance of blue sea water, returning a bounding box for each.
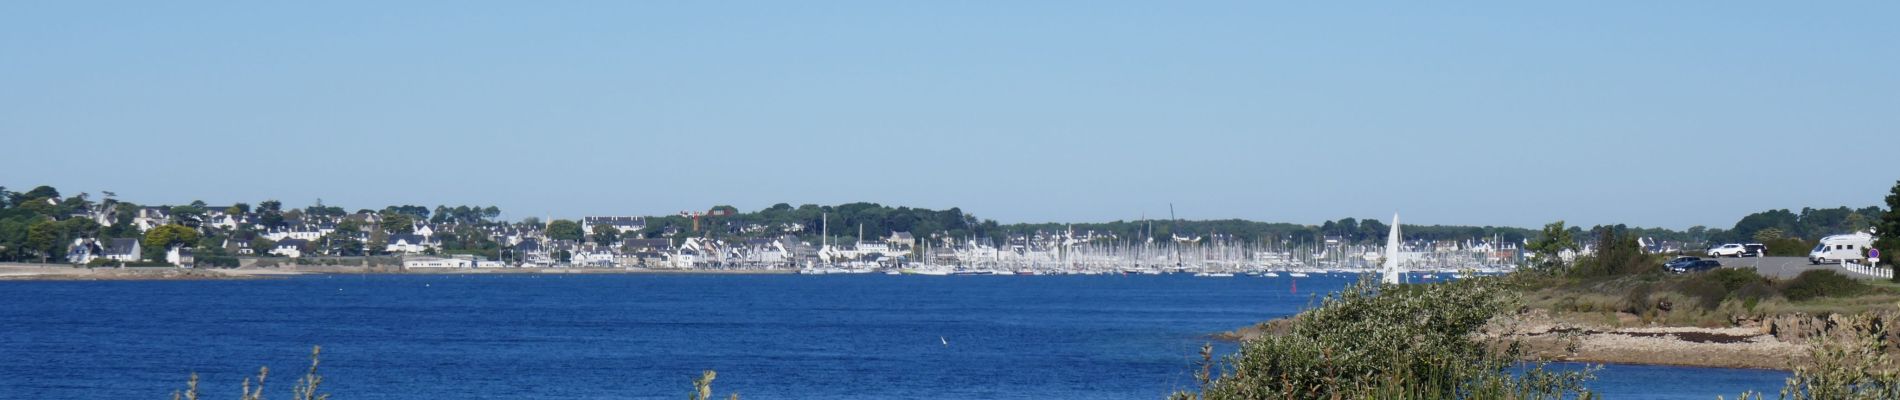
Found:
[0,274,1785,399]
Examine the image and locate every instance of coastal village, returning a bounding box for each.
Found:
[4,185,1887,279]
[4,187,1560,275]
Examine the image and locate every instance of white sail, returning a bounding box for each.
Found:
[1382,213,1402,284]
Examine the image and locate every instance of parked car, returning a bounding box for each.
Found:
[1743,243,1766,257]
[1707,244,1747,257]
[1669,259,1723,273]
[1664,256,1703,270]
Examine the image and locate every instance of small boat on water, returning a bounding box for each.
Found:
[1193,272,1235,277]
[1288,272,1309,278]
[1262,272,1280,278]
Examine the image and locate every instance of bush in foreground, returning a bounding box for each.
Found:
[1780,270,1869,301]
[1729,315,1899,400]
[1170,277,1596,399]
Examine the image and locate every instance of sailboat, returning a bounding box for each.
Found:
[1382,213,1403,285]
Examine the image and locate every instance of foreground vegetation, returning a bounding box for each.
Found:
[1183,274,1899,399]
[1171,277,1599,399]
[171,346,741,400]
[1516,267,1897,328]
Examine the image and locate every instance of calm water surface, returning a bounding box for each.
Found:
[0,274,1784,399]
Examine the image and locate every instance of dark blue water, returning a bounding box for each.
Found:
[0,274,1785,399]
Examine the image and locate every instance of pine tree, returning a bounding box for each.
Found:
[1877,180,1900,283]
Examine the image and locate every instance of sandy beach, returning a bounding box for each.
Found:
[1497,314,1809,370]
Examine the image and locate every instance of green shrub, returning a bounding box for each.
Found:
[1678,278,1726,311]
[1704,268,1766,292]
[1736,315,1899,399]
[1174,278,1595,399]
[1782,270,1869,301]
[1733,282,1777,312]
[1622,283,1654,314]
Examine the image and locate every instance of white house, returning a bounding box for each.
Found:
[403,256,472,269]
[66,238,104,264]
[887,231,916,249]
[385,234,433,254]
[165,246,194,267]
[208,214,245,230]
[582,216,647,234]
[223,238,255,255]
[103,238,142,262]
[572,244,616,267]
[271,239,309,258]
[513,239,550,266]
[263,226,326,241]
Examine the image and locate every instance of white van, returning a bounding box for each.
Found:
[1809,232,1875,265]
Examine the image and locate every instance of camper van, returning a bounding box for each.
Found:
[1809,232,1875,265]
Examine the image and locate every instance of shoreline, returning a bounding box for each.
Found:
[0,264,797,281]
[1214,311,1810,371]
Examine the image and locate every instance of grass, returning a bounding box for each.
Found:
[1513,267,1898,328]
[172,346,328,400]
[173,346,738,400]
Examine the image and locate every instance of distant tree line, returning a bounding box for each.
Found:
[6,181,1895,265]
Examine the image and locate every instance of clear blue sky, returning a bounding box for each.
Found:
[3,2,1894,229]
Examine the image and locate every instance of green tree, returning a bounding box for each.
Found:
[58,218,101,240]
[22,186,60,202]
[380,214,415,235]
[170,204,206,227]
[336,219,363,233]
[318,233,363,256]
[366,230,388,255]
[1876,180,1900,283]
[1573,225,1655,277]
[0,219,29,261]
[25,220,61,263]
[143,224,201,251]
[1525,221,1576,270]
[1754,227,1785,243]
[548,220,584,242]
[591,225,621,244]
